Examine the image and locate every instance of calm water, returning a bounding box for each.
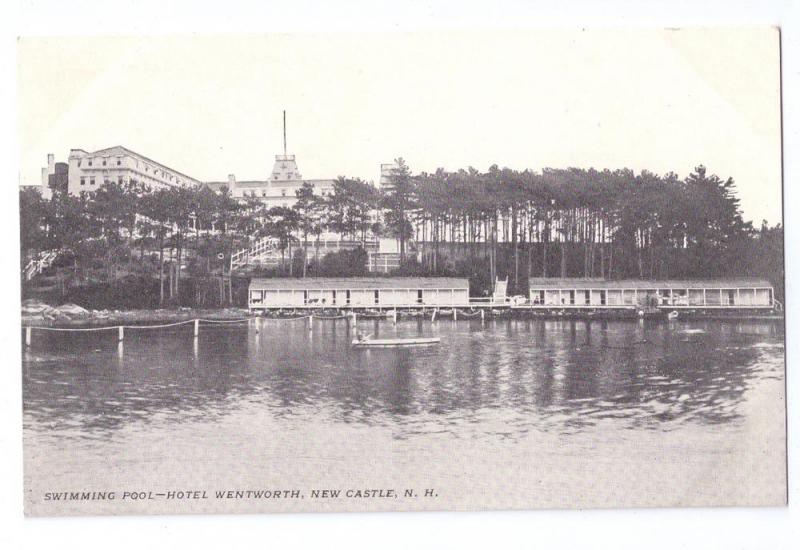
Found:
[22,317,786,513]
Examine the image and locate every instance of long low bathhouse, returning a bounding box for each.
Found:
[248,277,470,310]
[526,278,776,310]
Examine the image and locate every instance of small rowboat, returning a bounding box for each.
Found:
[351,337,441,348]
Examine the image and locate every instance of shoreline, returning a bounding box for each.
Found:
[19,305,784,328]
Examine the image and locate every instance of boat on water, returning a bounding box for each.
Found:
[351,336,441,348]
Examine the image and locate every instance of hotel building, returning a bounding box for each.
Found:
[205,153,335,208]
[64,146,201,195]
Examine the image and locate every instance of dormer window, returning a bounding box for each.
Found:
[116,158,121,166]
[87,159,92,167]
[102,159,107,166]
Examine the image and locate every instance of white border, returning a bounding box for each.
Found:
[1,1,797,549]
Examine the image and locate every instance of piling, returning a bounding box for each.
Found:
[255,316,261,333]
[25,326,31,347]
[393,309,398,324]
[432,309,438,322]
[194,319,199,338]
[118,326,124,342]
[481,310,485,323]
[454,309,458,321]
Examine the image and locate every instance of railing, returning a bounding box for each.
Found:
[367,253,400,273]
[230,237,281,270]
[23,250,59,281]
[233,238,379,271]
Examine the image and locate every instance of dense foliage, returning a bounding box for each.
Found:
[19,161,784,306]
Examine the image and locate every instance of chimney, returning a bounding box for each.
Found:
[41,167,48,186]
[228,174,236,184]
[47,154,55,173]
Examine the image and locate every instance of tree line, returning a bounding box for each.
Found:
[382,161,782,297]
[20,159,783,304]
[19,175,381,305]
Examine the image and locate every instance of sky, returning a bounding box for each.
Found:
[17,28,782,224]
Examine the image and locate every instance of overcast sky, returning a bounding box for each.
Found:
[18,28,782,224]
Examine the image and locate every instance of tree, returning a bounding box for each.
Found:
[266,206,300,275]
[19,187,50,256]
[382,157,414,265]
[293,181,324,277]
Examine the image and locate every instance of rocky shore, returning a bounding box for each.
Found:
[21,299,250,327]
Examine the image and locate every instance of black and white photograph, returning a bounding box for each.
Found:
[12,24,788,522]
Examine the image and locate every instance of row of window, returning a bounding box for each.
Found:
[80,176,128,186]
[77,157,191,185]
[78,157,123,168]
[242,188,331,198]
[251,289,428,306]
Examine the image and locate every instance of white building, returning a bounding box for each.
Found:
[206,154,334,208]
[66,146,201,195]
[248,277,470,309]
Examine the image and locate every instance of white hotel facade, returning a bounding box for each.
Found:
[48,146,342,208]
[65,146,202,194]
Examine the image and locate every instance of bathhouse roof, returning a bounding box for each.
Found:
[527,278,773,290]
[250,277,469,290]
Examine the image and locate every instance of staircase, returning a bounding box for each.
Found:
[23,250,59,281]
[492,278,508,303]
[230,237,284,271]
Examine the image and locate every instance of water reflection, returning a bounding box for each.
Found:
[23,319,784,441]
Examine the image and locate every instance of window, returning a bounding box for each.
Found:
[417,290,423,304]
[87,159,92,167]
[274,176,278,180]
[118,176,124,184]
[77,160,82,167]
[332,290,337,305]
[261,190,266,197]
[281,189,286,196]
[374,290,380,305]
[104,178,110,185]
[80,177,86,186]
[116,158,121,166]
[145,166,149,172]
[345,290,351,305]
[102,159,107,166]
[90,178,96,185]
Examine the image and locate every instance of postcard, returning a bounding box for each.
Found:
[18,29,785,516]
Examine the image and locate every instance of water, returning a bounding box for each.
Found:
[22,318,786,514]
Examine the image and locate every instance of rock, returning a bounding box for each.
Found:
[21,299,54,315]
[54,303,90,317]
